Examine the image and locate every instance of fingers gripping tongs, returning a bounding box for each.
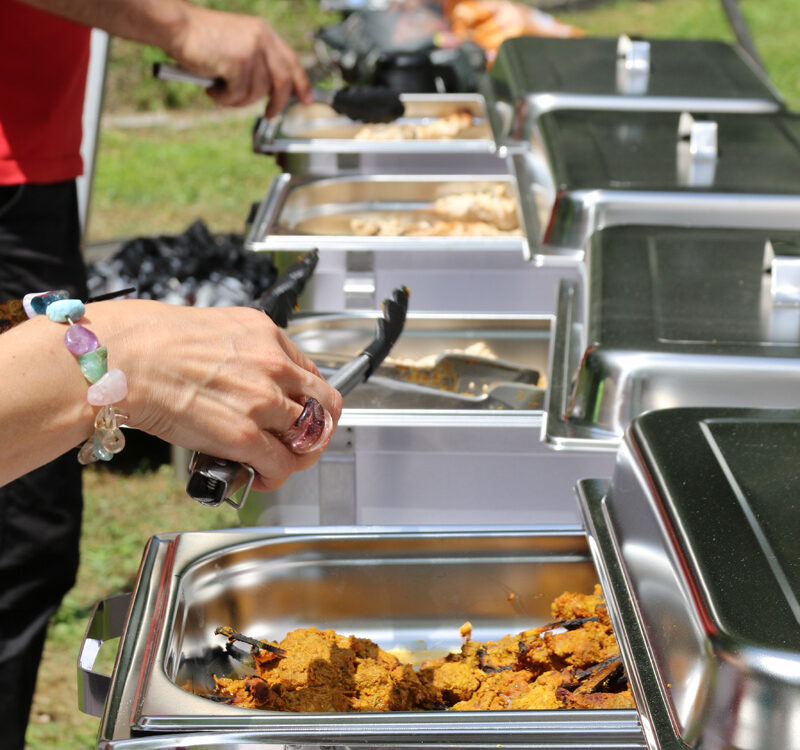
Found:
[186,283,409,509]
[153,63,405,123]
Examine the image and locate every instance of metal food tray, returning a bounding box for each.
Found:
[546,226,800,451]
[515,110,800,262]
[240,312,615,527]
[247,173,571,313]
[252,94,508,174]
[577,407,800,750]
[486,36,783,150]
[84,527,645,748]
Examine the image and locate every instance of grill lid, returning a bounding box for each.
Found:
[577,406,800,750]
[551,226,800,441]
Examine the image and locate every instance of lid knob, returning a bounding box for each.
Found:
[676,113,718,187]
[764,238,800,307]
[616,35,651,95]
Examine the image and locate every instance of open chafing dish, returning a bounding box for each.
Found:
[577,406,800,750]
[239,311,615,527]
[253,94,508,175]
[546,225,800,453]
[246,172,570,314]
[514,110,800,262]
[485,35,783,152]
[81,526,645,748]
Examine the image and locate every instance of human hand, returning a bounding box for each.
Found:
[167,5,312,117]
[90,300,342,492]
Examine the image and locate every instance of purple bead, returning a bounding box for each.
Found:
[64,324,99,355]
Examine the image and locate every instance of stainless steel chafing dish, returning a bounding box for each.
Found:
[253,94,507,175]
[81,526,645,748]
[577,406,800,750]
[485,35,783,152]
[514,110,800,262]
[247,172,570,313]
[546,225,800,453]
[240,311,615,527]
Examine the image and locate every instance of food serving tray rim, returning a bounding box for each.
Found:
[100,525,643,743]
[254,93,499,155]
[245,172,529,256]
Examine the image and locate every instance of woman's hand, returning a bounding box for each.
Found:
[91,300,342,491]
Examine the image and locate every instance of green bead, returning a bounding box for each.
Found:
[78,346,108,383]
[93,434,113,462]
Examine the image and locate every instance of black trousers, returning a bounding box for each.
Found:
[0,181,87,750]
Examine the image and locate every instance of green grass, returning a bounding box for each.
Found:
[26,465,240,749]
[104,0,335,112]
[89,115,281,240]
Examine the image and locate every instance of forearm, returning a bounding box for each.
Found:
[17,0,190,56]
[0,314,96,484]
[0,299,342,490]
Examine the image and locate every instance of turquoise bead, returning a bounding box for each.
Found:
[78,346,108,383]
[47,298,85,323]
[28,290,69,316]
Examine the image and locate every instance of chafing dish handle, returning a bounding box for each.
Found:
[77,592,132,717]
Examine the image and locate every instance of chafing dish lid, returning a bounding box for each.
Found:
[565,226,800,435]
[587,225,800,352]
[537,109,800,193]
[578,406,800,750]
[491,36,782,104]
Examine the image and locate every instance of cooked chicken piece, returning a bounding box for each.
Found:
[354,111,473,141]
[509,669,573,710]
[544,621,619,669]
[432,185,519,230]
[419,659,483,704]
[451,669,537,710]
[208,586,633,713]
[349,216,520,237]
[551,584,605,621]
[559,688,636,710]
[348,182,520,237]
[351,661,432,711]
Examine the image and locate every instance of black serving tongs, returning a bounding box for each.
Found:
[186,284,410,509]
[153,62,405,123]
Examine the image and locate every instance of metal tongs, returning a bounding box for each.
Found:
[316,351,544,411]
[153,62,405,123]
[186,281,410,509]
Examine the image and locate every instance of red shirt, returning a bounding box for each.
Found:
[0,0,91,185]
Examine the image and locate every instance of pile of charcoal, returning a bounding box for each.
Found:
[87,220,277,307]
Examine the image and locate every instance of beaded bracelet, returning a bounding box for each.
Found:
[24,290,129,465]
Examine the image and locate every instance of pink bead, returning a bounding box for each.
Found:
[65,324,99,355]
[87,369,128,406]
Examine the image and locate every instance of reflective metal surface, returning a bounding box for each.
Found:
[547,227,800,447]
[488,36,783,147]
[246,172,575,314]
[96,527,644,747]
[515,110,800,259]
[248,173,524,251]
[577,407,800,750]
[253,94,507,174]
[240,311,615,527]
